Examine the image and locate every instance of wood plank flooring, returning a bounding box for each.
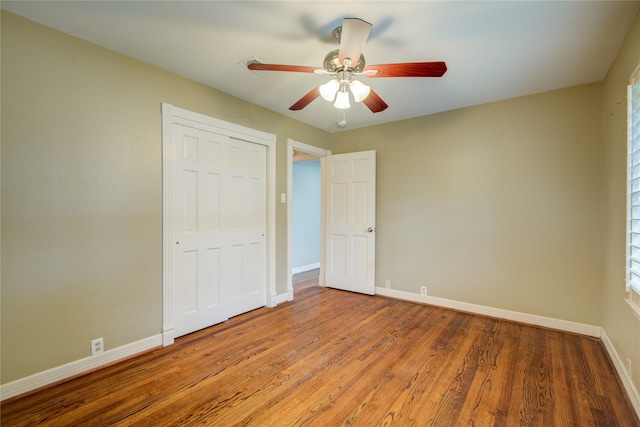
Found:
[2,269,638,426]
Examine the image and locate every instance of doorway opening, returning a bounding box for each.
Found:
[292,152,321,294]
[286,139,331,300]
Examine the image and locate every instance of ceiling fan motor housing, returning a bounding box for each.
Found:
[323,49,366,73]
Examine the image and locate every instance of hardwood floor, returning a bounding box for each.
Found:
[2,269,638,426]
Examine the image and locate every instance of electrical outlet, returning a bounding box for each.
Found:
[420,286,427,296]
[627,358,632,376]
[91,338,104,356]
[385,280,391,288]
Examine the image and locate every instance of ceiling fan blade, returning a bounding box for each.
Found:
[248,63,321,73]
[289,86,321,111]
[363,89,388,113]
[364,62,447,78]
[338,18,372,66]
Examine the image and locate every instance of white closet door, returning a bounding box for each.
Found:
[171,124,266,338]
[226,138,267,318]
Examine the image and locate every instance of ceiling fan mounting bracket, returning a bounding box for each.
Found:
[332,26,342,43]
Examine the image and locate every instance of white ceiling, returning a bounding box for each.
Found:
[3,1,639,132]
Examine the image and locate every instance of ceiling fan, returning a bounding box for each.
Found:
[248,18,447,113]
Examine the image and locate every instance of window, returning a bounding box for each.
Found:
[627,64,640,316]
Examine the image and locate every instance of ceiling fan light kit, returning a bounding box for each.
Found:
[319,79,340,101]
[319,70,371,108]
[350,80,371,102]
[247,17,447,117]
[334,89,351,110]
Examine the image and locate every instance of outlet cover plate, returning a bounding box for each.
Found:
[91,337,104,356]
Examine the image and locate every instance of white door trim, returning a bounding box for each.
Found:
[162,103,276,346]
[286,139,331,300]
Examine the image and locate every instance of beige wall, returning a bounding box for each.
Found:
[1,11,330,383]
[332,84,604,326]
[602,11,640,394]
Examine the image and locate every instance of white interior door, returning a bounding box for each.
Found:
[171,124,266,338]
[226,138,267,317]
[324,150,376,295]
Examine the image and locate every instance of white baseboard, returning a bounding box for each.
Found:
[269,290,293,307]
[375,287,602,337]
[601,330,640,418]
[292,262,320,275]
[162,324,175,347]
[0,334,162,401]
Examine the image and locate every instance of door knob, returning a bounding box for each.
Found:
[367,227,375,233]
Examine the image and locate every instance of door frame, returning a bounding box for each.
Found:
[286,139,332,300]
[162,103,276,346]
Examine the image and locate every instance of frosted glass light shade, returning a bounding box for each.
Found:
[319,80,340,101]
[334,90,351,109]
[349,80,371,102]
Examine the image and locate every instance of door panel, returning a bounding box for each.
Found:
[182,250,198,312]
[172,125,266,338]
[205,248,221,306]
[226,138,267,317]
[324,150,376,295]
